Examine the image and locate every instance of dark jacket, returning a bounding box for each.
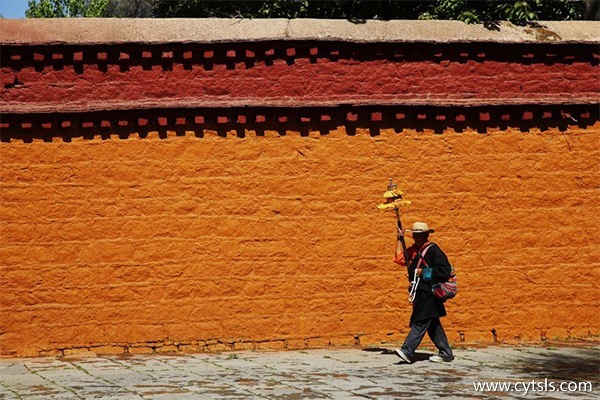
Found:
[407,242,452,324]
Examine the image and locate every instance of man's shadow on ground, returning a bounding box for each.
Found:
[363,348,432,364]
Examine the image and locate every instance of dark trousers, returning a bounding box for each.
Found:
[401,317,453,359]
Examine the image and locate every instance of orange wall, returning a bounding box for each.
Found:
[1,123,599,357]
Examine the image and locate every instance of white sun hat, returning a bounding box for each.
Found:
[407,222,435,233]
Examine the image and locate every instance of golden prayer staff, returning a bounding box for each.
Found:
[378,178,411,272]
[377,178,411,211]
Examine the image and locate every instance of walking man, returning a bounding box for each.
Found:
[394,222,454,363]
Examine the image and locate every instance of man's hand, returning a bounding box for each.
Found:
[416,268,422,277]
[397,227,404,240]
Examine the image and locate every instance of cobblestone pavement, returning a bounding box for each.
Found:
[0,345,598,399]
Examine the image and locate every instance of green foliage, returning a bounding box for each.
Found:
[152,1,426,20]
[26,0,585,23]
[418,0,583,24]
[418,0,483,23]
[26,0,109,18]
[101,0,154,17]
[495,1,537,22]
[152,1,584,23]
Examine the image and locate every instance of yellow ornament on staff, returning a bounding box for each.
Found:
[377,179,412,210]
[377,178,411,265]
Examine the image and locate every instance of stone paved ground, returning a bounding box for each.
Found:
[0,345,598,399]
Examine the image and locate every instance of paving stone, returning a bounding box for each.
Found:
[0,346,597,399]
[0,388,20,400]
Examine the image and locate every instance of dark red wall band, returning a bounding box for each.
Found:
[2,42,599,115]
